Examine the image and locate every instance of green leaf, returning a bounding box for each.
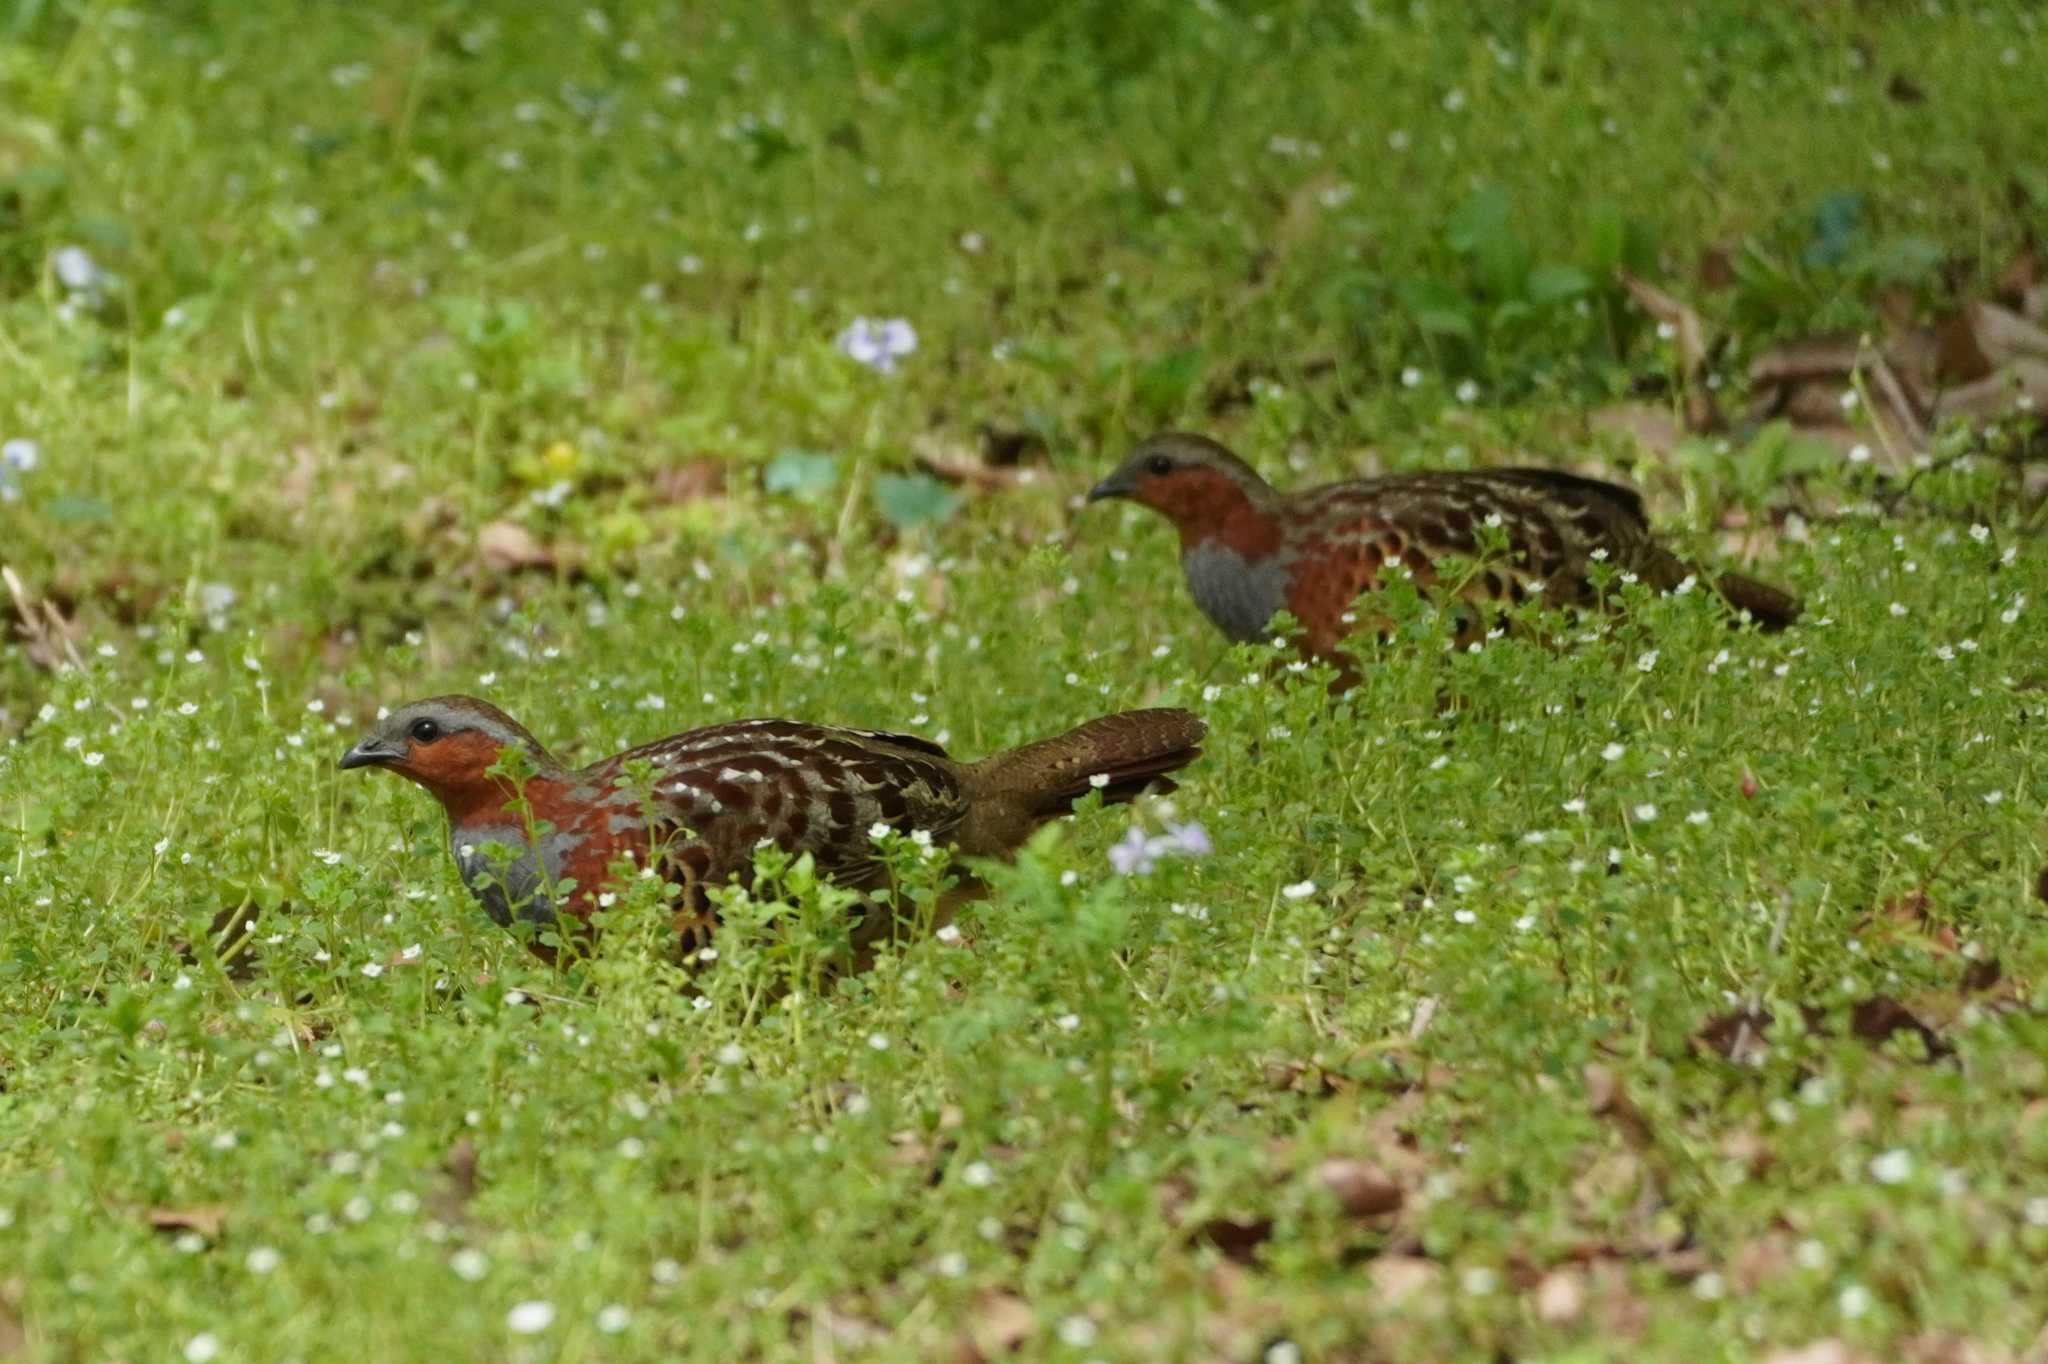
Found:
[1526,264,1592,306]
[48,494,112,523]
[872,472,960,531]
[762,449,840,501]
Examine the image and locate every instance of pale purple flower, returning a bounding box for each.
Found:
[836,316,917,374]
[1107,821,1212,876]
[0,438,34,502]
[1108,825,1155,876]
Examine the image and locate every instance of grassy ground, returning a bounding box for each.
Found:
[3,1,2047,1360]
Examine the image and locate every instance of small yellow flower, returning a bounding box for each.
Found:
[541,441,580,477]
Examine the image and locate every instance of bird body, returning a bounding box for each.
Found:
[1091,432,1799,679]
[340,696,1204,960]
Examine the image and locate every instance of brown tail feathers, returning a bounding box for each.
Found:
[1715,572,1802,631]
[972,708,1206,816]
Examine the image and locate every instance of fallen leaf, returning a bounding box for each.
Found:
[1316,1158,1403,1217]
[1848,995,1952,1061]
[477,521,554,573]
[1583,1064,1656,1150]
[1729,1235,1793,1292]
[1368,1254,1441,1307]
[952,1290,1035,1364]
[1762,1341,1879,1364]
[1698,243,1736,291]
[648,458,728,504]
[1693,1007,1776,1065]
[146,1206,227,1240]
[1959,957,2004,994]
[977,424,1049,468]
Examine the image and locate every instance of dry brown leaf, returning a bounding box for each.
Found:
[1964,300,2048,366]
[146,1206,227,1240]
[1729,1235,1793,1292]
[1935,358,2048,421]
[1588,401,1690,459]
[648,458,728,505]
[477,521,554,573]
[1749,334,1868,387]
[1763,1341,1880,1364]
[1316,1158,1403,1218]
[1368,1254,1441,1307]
[951,1290,1034,1364]
[1583,1064,1656,1150]
[1902,1333,2015,1364]
[911,433,1045,494]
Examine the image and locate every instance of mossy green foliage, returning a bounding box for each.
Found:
[1,2,2045,1360]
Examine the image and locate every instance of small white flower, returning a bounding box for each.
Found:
[1562,798,1586,814]
[506,1300,555,1334]
[1454,378,1480,404]
[82,751,104,767]
[716,1043,745,1066]
[1054,1013,1080,1032]
[1600,743,1626,762]
[54,245,106,293]
[596,1304,631,1334]
[868,821,892,841]
[1869,1149,1913,1184]
[1,438,37,472]
[1088,772,1111,789]
[1983,790,2004,806]
[1057,1317,1098,1348]
[361,962,384,978]
[961,1160,995,1188]
[1838,1284,1873,1318]
[1686,810,1710,826]
[1281,880,1316,900]
[183,1334,221,1364]
[867,1033,890,1051]
[1400,366,1423,388]
[1889,602,1908,617]
[1635,650,1659,673]
[1633,804,1657,822]
[246,1245,281,1274]
[935,924,963,944]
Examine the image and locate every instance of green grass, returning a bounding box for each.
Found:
[3,1,2047,1360]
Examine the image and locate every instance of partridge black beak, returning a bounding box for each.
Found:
[1086,472,1134,503]
[338,737,404,771]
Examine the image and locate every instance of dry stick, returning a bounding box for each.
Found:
[2,563,88,673]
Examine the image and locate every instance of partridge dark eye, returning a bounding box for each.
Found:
[1145,454,1173,476]
[409,718,441,744]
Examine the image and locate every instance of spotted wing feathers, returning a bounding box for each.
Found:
[582,720,967,898]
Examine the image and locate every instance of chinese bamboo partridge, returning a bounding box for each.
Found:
[340,696,1205,962]
[1089,431,1798,682]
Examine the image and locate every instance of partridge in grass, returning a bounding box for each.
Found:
[1089,431,1799,682]
[340,696,1204,962]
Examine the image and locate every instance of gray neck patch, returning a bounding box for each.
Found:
[450,821,575,928]
[1181,542,1288,643]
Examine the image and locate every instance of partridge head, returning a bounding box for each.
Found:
[341,695,1205,963]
